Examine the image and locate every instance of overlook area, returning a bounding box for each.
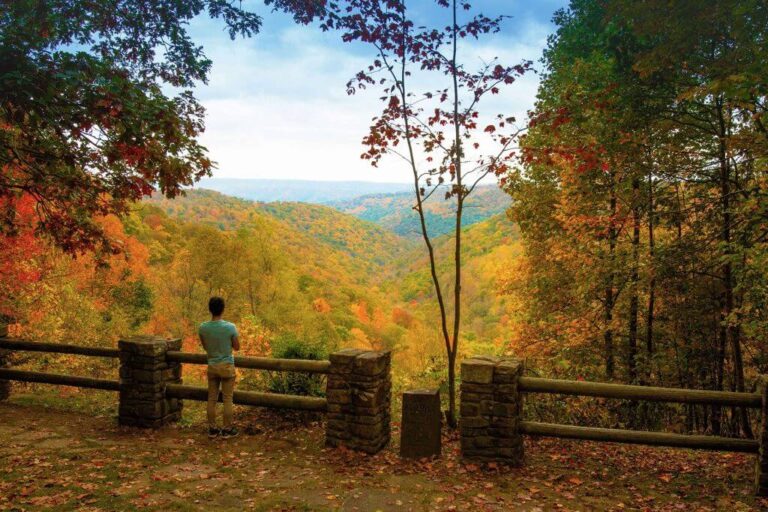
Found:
[0,399,762,511]
[1,0,767,510]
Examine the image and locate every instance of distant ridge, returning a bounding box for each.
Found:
[195,178,412,203]
[188,179,510,240]
[328,185,510,239]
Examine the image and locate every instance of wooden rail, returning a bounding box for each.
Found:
[0,338,119,358]
[166,351,331,374]
[520,421,759,453]
[0,339,330,374]
[518,376,761,408]
[165,384,327,412]
[0,368,120,391]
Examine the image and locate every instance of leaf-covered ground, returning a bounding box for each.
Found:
[0,397,765,511]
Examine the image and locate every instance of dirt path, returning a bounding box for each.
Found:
[0,398,765,511]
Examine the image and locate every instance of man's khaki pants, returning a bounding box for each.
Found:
[207,363,236,428]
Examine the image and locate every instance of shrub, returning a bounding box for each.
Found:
[267,333,327,397]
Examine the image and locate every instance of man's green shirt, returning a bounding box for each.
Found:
[198,320,238,365]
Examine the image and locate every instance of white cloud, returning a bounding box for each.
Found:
[190,9,552,183]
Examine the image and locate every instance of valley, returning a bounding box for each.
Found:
[143,187,519,392]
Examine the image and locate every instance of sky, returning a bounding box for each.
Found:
[188,0,568,184]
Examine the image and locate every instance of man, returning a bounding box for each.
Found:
[198,296,240,439]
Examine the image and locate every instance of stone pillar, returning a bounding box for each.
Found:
[0,322,10,401]
[756,375,768,496]
[400,388,441,458]
[326,348,391,454]
[118,336,183,428]
[460,356,524,465]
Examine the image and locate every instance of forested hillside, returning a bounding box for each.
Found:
[394,214,522,359]
[141,189,520,389]
[148,189,416,270]
[0,184,521,397]
[256,201,417,267]
[329,185,510,238]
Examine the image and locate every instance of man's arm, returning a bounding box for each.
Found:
[231,324,240,351]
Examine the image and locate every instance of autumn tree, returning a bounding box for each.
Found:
[271,0,529,424]
[615,0,767,436]
[506,0,768,435]
[0,1,261,256]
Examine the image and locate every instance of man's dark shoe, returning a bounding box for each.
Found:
[208,427,221,439]
[221,427,239,439]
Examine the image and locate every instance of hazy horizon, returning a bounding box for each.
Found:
[193,176,502,203]
[194,176,415,203]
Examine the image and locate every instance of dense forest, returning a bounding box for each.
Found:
[503,0,768,435]
[0,187,520,396]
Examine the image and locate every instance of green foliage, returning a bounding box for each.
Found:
[111,279,154,329]
[330,186,510,239]
[258,201,415,265]
[0,1,261,255]
[267,333,327,397]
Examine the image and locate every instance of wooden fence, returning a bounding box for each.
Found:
[0,338,327,410]
[2,338,766,494]
[0,337,392,453]
[163,350,329,411]
[517,376,761,453]
[459,356,768,496]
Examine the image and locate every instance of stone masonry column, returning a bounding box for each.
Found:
[756,375,768,496]
[118,336,183,428]
[326,348,391,454]
[0,321,10,401]
[460,356,524,465]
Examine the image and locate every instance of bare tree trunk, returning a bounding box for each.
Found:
[716,98,752,438]
[628,177,640,385]
[604,171,617,380]
[247,275,257,317]
[447,0,464,427]
[646,167,655,377]
[673,181,699,431]
[384,5,454,425]
[712,320,726,435]
[447,350,456,427]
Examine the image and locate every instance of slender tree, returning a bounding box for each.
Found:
[271,0,529,424]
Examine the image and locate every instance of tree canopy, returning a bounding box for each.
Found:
[505,0,768,434]
[0,0,261,255]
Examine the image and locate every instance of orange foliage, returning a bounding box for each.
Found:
[351,301,370,323]
[348,327,372,349]
[0,194,47,317]
[312,297,332,313]
[237,317,272,357]
[392,306,414,328]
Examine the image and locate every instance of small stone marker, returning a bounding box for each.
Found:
[400,388,441,458]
